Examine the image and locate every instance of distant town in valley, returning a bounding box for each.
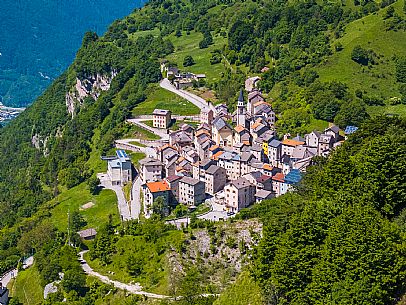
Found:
[0,102,24,125]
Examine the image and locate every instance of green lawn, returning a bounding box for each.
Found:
[128,140,146,147]
[132,84,200,116]
[128,28,161,40]
[50,183,120,232]
[128,151,146,169]
[316,0,406,100]
[166,30,227,83]
[124,124,160,140]
[169,119,199,131]
[368,104,406,117]
[10,265,43,305]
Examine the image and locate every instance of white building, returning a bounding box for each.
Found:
[139,157,164,184]
[107,150,132,186]
[153,109,171,129]
[224,177,256,213]
[178,176,206,206]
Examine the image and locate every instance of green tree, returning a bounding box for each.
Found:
[334,100,369,127]
[71,211,87,232]
[152,196,167,218]
[126,252,143,276]
[87,176,100,194]
[183,55,195,67]
[61,269,86,292]
[395,57,406,83]
[308,204,405,305]
[58,167,82,189]
[351,45,370,65]
[384,5,395,19]
[174,204,188,218]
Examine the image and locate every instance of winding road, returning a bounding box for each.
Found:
[78,251,218,300]
[79,251,170,299]
[0,256,34,288]
[159,78,208,110]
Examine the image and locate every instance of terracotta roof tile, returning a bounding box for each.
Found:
[146,181,170,193]
[209,145,220,151]
[234,125,246,133]
[211,151,224,160]
[282,139,305,147]
[272,172,285,182]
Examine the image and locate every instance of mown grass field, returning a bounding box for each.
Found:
[10,265,43,305]
[316,0,406,112]
[124,123,160,140]
[166,30,227,82]
[132,84,200,116]
[50,183,120,232]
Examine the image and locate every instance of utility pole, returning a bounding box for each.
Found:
[67,209,71,246]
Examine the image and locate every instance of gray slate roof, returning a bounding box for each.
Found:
[180,176,203,186]
[255,189,273,199]
[153,109,170,115]
[269,139,281,148]
[139,157,163,166]
[206,165,224,175]
[213,117,232,131]
[230,177,251,189]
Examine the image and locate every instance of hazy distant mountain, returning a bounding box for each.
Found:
[0,0,144,107]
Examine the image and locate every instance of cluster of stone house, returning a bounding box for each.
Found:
[139,88,344,216]
[161,63,206,89]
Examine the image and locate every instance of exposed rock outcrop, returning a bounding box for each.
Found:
[65,71,117,117]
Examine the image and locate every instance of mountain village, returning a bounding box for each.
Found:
[104,74,358,223]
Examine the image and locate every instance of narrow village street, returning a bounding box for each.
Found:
[130,176,142,219]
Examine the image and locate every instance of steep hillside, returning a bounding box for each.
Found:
[0,0,145,107]
[0,0,405,304]
[316,0,406,101]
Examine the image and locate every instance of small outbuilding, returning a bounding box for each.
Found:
[77,228,97,240]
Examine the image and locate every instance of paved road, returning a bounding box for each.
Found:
[160,78,208,110]
[115,138,158,158]
[78,251,218,300]
[166,198,232,228]
[0,256,34,288]
[78,251,170,299]
[98,173,131,221]
[131,176,142,219]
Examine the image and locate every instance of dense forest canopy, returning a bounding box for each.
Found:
[0,0,145,107]
[0,0,405,303]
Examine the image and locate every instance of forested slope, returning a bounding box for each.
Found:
[0,0,404,304]
[0,0,145,107]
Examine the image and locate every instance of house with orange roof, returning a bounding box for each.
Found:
[211,150,224,161]
[272,172,288,197]
[143,180,172,217]
[281,138,305,157]
[234,124,251,144]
